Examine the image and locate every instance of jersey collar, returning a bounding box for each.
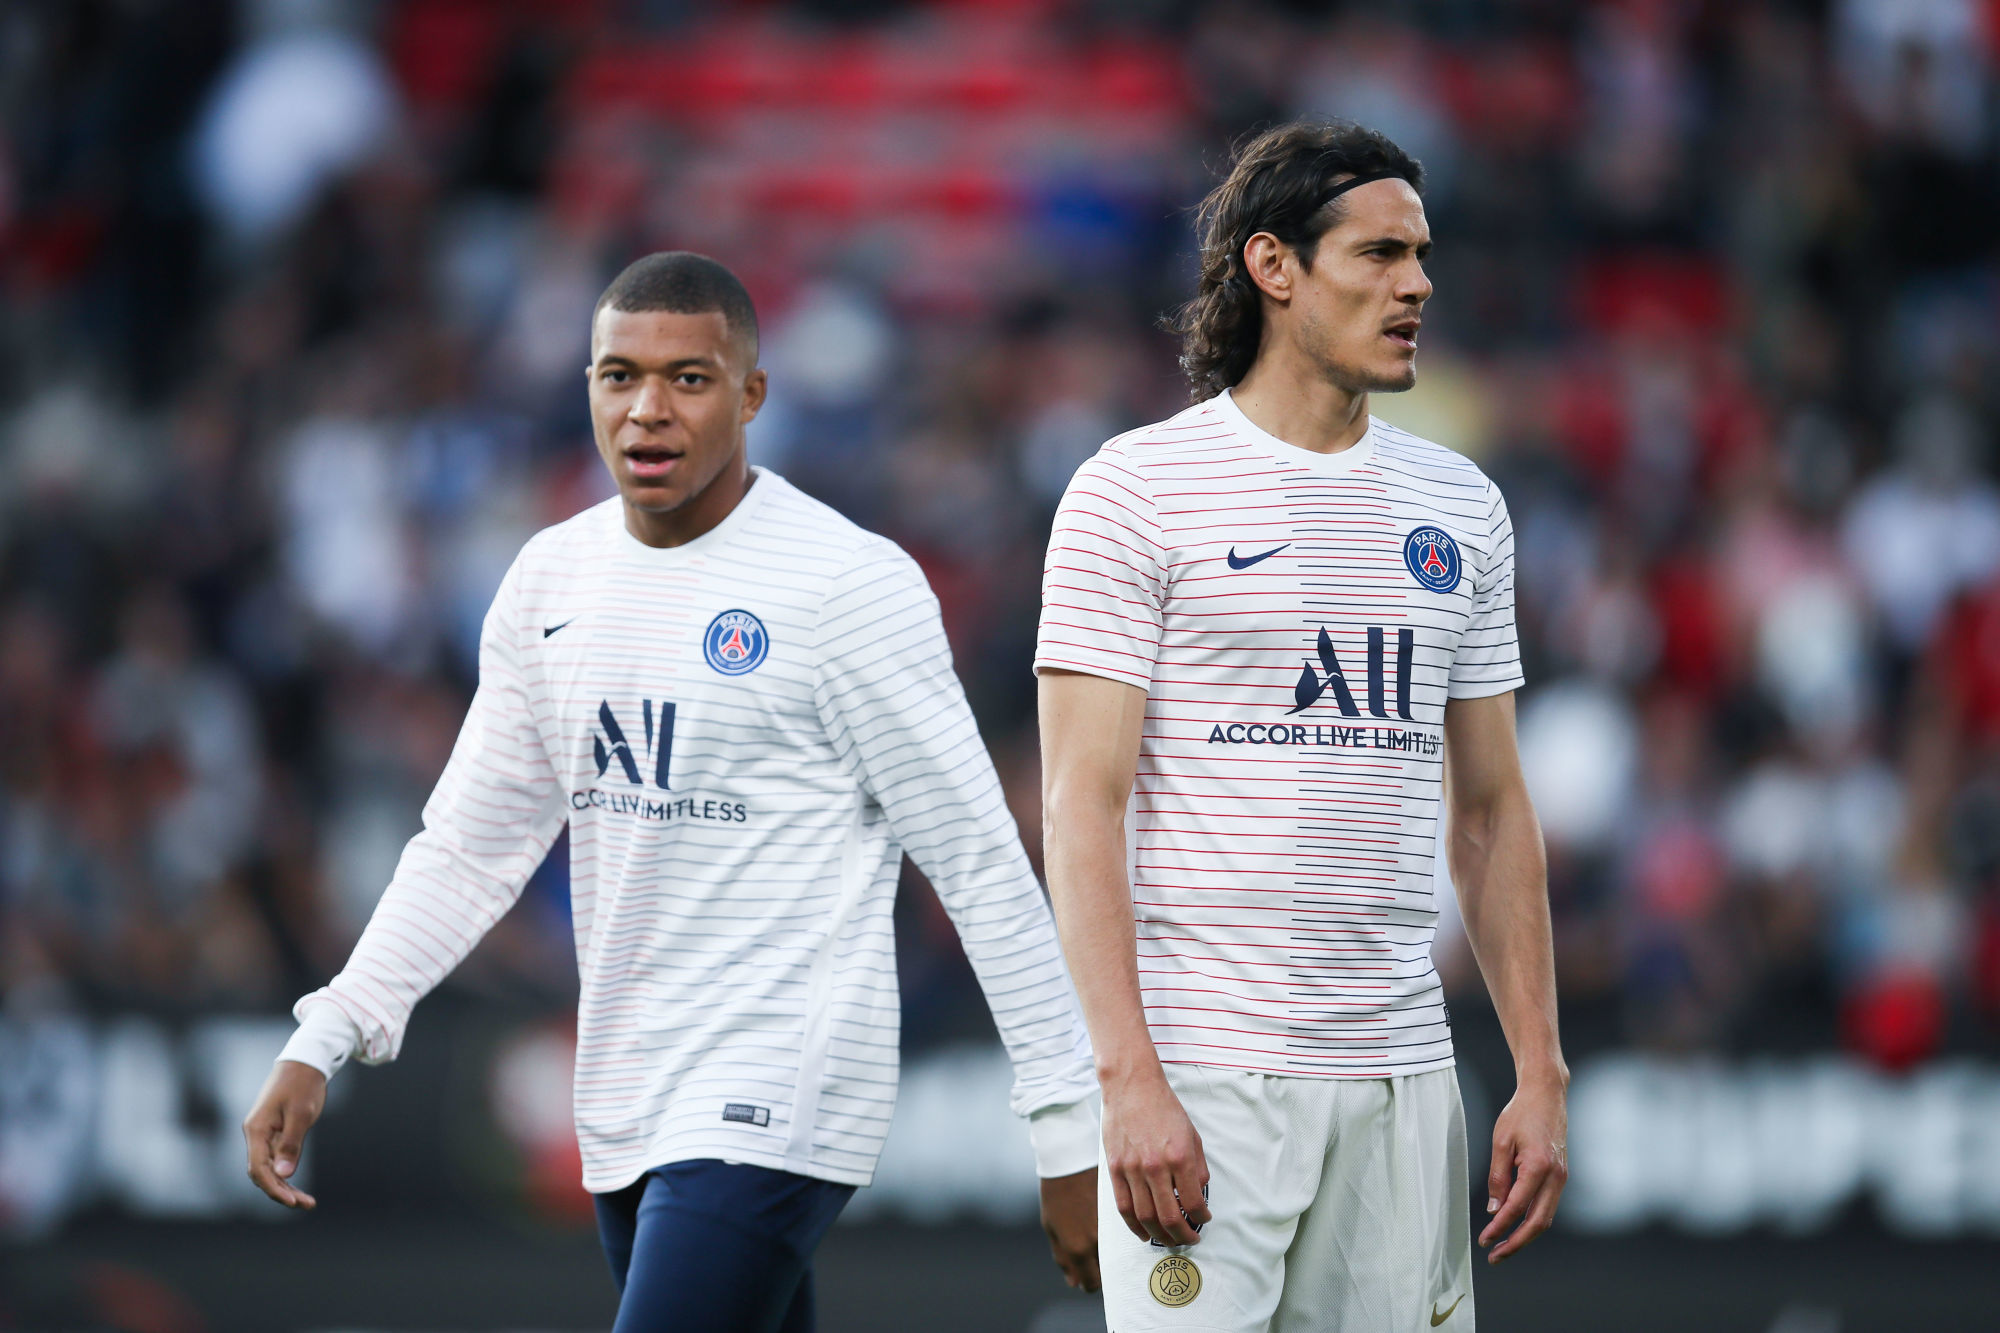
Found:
[1215,388,1378,476]
[610,465,779,562]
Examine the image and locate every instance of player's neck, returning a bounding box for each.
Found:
[1230,352,1370,456]
[624,460,754,548]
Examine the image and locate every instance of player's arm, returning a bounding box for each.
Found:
[1032,448,1205,1248]
[1038,668,1210,1249]
[813,541,1103,1289]
[242,555,568,1210]
[1442,689,1567,1262]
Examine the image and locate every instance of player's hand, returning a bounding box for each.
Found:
[1101,1067,1210,1247]
[1479,1069,1566,1263]
[1039,1168,1100,1291]
[242,1060,327,1210]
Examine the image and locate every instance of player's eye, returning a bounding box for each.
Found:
[676,373,708,387]
[602,368,630,383]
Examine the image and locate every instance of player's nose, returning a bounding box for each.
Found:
[628,378,674,426]
[1398,261,1433,304]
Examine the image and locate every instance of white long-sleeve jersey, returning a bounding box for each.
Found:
[281,469,1097,1192]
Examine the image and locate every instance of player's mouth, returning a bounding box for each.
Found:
[1384,319,1420,350]
[623,444,684,481]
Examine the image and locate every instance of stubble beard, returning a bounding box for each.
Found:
[1300,315,1418,397]
[1319,355,1418,397]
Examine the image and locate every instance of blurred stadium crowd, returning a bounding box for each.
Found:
[4,0,2000,1106]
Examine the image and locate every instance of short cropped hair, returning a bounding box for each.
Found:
[1167,121,1423,401]
[594,252,760,361]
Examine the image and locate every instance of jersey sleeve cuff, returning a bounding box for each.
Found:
[1031,654,1153,691]
[1027,1092,1101,1178]
[1445,673,1525,700]
[277,1000,362,1081]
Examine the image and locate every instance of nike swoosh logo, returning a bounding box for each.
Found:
[1226,543,1289,569]
[543,619,575,638]
[1431,1295,1464,1326]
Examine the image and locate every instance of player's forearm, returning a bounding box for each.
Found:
[1038,671,1158,1090]
[1450,783,1566,1085]
[830,635,1096,1107]
[909,833,1100,1114]
[303,821,549,1063]
[1042,800,1162,1089]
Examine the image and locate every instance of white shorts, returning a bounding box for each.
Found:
[1099,1064,1473,1333]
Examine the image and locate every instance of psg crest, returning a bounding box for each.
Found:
[1402,526,1462,593]
[1149,1255,1201,1308]
[703,609,769,676]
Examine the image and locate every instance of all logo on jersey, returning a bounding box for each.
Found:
[592,699,675,789]
[1201,624,1441,756]
[704,609,769,675]
[1402,526,1461,593]
[1287,625,1414,720]
[574,697,748,823]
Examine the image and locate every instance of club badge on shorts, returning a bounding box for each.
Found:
[703,609,769,676]
[1149,1255,1201,1308]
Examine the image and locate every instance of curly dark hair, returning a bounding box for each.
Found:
[1167,121,1424,402]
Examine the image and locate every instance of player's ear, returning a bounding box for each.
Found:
[1242,232,1291,304]
[740,367,768,423]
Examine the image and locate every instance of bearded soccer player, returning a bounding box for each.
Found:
[241,253,1102,1330]
[1037,123,1568,1331]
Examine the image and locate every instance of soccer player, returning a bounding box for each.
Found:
[1036,122,1568,1331]
[241,253,1102,1330]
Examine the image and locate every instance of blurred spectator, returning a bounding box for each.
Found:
[193,22,399,243]
[1842,392,2000,654]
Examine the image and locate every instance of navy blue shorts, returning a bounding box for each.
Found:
[593,1159,856,1333]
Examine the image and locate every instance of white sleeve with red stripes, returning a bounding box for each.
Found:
[813,539,1099,1170]
[282,550,568,1070]
[1446,480,1525,699]
[1032,448,1166,688]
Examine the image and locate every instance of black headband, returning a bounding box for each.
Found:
[1314,171,1405,212]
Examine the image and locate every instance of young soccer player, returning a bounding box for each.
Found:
[1037,123,1568,1331]
[242,253,1102,1330]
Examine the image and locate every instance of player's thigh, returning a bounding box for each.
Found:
[611,1159,854,1333]
[1274,1069,1473,1333]
[1100,1065,1327,1333]
[593,1176,648,1291]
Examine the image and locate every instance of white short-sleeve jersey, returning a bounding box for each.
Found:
[293,469,1095,1192]
[1035,390,1523,1079]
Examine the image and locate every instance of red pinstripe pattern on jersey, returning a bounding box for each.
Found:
[1035,394,1523,1078]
